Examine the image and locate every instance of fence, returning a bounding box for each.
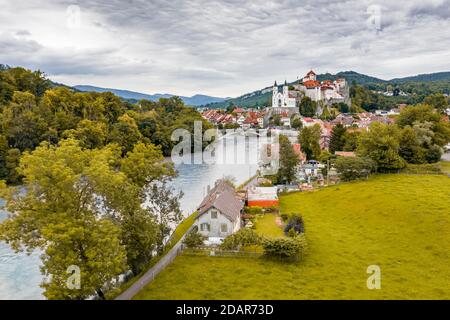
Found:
[183,246,263,259]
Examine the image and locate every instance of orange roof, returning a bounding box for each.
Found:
[335,151,356,157]
[303,80,320,88]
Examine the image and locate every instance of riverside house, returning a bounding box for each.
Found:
[195,180,244,244]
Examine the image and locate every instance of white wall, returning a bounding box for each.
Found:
[195,208,239,239]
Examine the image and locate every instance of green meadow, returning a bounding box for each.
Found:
[134,174,450,300]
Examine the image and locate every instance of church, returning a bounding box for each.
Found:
[272,80,297,108]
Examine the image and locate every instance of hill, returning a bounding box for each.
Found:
[134,174,450,299]
[73,85,226,106]
[201,70,450,109]
[390,71,450,83]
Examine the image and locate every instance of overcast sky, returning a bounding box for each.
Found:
[1,0,449,97]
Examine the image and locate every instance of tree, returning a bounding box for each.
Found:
[291,117,303,129]
[64,119,108,149]
[144,180,183,255]
[357,122,406,171]
[399,126,425,164]
[0,140,128,299]
[424,93,448,113]
[298,124,321,160]
[108,114,143,154]
[342,131,360,151]
[334,156,377,181]
[277,135,300,184]
[299,96,317,117]
[329,124,346,153]
[5,148,21,184]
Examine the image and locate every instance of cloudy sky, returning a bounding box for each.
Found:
[1,0,449,97]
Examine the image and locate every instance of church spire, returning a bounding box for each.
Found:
[284,80,287,86]
[274,80,277,87]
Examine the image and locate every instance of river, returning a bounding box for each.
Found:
[0,134,260,299]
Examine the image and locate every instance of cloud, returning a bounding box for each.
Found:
[0,0,449,97]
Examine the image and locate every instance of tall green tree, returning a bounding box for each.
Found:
[299,96,317,117]
[277,135,300,184]
[108,114,143,154]
[298,124,321,160]
[329,124,346,153]
[357,122,406,171]
[0,140,129,299]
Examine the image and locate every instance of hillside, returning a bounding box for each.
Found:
[73,85,226,106]
[390,71,450,83]
[202,70,450,109]
[134,174,450,300]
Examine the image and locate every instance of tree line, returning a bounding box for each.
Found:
[275,103,450,183]
[0,66,212,184]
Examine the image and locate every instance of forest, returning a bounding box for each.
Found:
[0,65,212,184]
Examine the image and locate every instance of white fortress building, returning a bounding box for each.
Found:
[296,70,347,103]
[272,80,296,108]
[271,70,349,109]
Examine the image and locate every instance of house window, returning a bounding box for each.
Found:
[200,223,210,232]
[220,223,228,233]
[211,210,218,219]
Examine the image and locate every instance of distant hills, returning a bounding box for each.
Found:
[202,70,450,109]
[73,85,226,106]
[71,70,450,109]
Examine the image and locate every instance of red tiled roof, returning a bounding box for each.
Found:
[303,80,320,88]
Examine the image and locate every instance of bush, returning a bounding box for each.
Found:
[284,213,305,235]
[244,206,263,215]
[280,213,289,222]
[262,235,307,259]
[183,231,205,248]
[334,156,377,181]
[264,205,279,213]
[220,228,263,250]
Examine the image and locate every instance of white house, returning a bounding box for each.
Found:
[195,180,244,244]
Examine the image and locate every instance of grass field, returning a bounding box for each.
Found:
[254,213,285,238]
[134,174,450,300]
[441,161,450,174]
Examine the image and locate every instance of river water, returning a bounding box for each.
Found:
[0,134,260,299]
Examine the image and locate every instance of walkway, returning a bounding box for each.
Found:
[115,225,194,300]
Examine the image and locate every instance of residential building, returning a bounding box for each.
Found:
[195,180,244,243]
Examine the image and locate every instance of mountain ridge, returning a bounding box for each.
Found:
[73,85,227,106]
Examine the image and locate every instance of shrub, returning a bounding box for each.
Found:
[262,235,307,259]
[264,205,279,213]
[220,228,263,250]
[280,213,289,222]
[244,206,263,215]
[183,231,205,248]
[334,156,377,181]
[284,213,305,235]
